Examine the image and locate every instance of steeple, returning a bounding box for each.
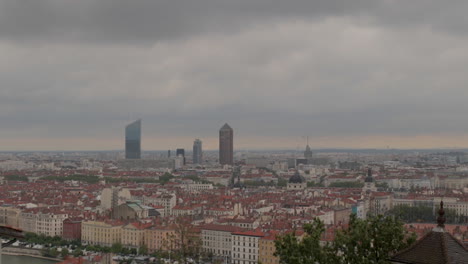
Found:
[390,198,468,263]
[365,168,373,183]
[435,200,446,231]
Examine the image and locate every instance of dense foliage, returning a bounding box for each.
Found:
[387,204,468,224]
[329,181,364,188]
[4,175,29,181]
[274,214,416,264]
[40,174,101,183]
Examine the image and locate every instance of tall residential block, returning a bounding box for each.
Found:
[219,123,233,165]
[193,139,203,164]
[125,119,141,159]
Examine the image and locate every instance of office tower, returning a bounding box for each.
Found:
[219,123,234,165]
[304,136,312,160]
[168,150,171,158]
[125,119,141,159]
[176,148,186,165]
[304,145,313,159]
[193,139,203,164]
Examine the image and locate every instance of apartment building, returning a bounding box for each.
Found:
[121,222,151,249]
[81,220,124,247]
[0,205,21,229]
[36,211,68,237]
[201,224,244,263]
[145,225,179,253]
[259,233,279,264]
[144,193,176,217]
[231,230,264,264]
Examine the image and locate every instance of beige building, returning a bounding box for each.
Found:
[36,212,68,237]
[112,201,150,220]
[82,220,124,247]
[143,193,176,217]
[18,209,68,237]
[19,210,37,233]
[0,206,21,229]
[145,225,179,253]
[122,222,151,249]
[181,183,214,192]
[259,234,279,264]
[433,197,468,217]
[101,187,132,210]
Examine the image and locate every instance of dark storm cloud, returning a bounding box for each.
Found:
[1,0,468,44]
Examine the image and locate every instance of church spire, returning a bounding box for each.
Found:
[437,201,446,229]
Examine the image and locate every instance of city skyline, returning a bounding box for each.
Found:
[2,1,468,151]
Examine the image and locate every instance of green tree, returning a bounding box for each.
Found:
[275,219,331,264]
[274,215,416,264]
[139,245,148,255]
[4,175,29,181]
[159,173,175,184]
[331,214,416,264]
[61,248,69,258]
[329,181,364,188]
[73,248,84,257]
[111,242,123,253]
[277,178,287,187]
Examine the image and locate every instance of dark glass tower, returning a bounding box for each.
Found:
[193,139,203,164]
[125,119,141,159]
[176,148,186,165]
[219,123,233,165]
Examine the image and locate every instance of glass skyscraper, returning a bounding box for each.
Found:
[193,139,202,164]
[125,119,141,159]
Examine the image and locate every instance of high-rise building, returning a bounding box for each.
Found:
[193,139,203,164]
[176,148,185,165]
[219,123,234,165]
[125,119,141,159]
[304,145,313,159]
[304,136,313,160]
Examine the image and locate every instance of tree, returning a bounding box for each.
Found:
[275,219,332,264]
[111,242,123,253]
[274,215,416,264]
[329,181,364,188]
[73,248,84,257]
[61,248,69,258]
[331,214,416,264]
[139,245,148,255]
[172,216,203,262]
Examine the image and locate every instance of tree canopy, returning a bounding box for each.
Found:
[275,214,416,264]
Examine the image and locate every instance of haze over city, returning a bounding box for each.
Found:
[2,2,468,264]
[2,1,468,151]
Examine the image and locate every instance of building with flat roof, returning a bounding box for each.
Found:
[193,139,203,164]
[219,123,234,165]
[125,119,141,159]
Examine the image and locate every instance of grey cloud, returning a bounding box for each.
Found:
[1,0,468,44]
[1,1,468,149]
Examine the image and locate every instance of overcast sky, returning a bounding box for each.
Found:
[1,0,468,151]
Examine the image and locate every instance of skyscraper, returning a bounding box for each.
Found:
[176,148,186,165]
[193,139,203,164]
[125,119,141,159]
[219,123,233,165]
